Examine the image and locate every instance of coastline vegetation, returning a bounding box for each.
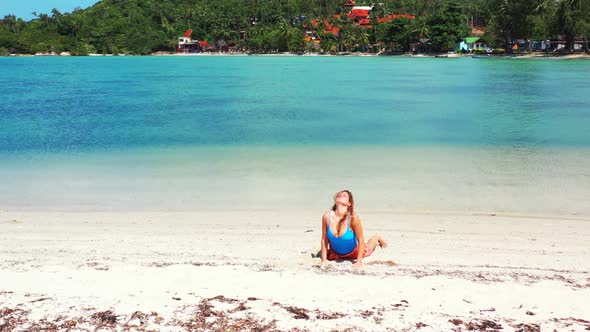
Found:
[0,0,588,55]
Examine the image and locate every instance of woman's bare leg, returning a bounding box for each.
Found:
[367,235,388,252]
[378,235,388,248]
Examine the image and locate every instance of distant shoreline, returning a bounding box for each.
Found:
[3,52,590,60]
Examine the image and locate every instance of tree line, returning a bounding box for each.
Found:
[1,0,588,55]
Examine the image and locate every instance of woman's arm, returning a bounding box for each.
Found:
[320,213,329,263]
[350,213,366,267]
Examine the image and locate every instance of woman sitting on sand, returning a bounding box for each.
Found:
[320,190,387,267]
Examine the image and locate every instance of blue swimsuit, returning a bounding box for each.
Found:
[326,211,357,255]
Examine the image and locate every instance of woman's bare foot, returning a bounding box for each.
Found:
[378,237,388,249]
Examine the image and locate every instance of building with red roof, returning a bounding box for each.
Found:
[309,18,341,36]
[302,3,416,47]
[176,30,204,53]
[346,6,415,28]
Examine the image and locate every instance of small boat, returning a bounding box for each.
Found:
[472,54,491,58]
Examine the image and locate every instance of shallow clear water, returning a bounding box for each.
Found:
[1,56,589,214]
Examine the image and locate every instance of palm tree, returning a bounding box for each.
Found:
[3,15,18,33]
[38,13,51,30]
[50,8,61,19]
[357,29,370,51]
[50,8,62,31]
[68,16,82,42]
[410,15,430,40]
[213,24,231,49]
[320,38,337,53]
[369,8,380,44]
[340,26,357,51]
[278,18,294,50]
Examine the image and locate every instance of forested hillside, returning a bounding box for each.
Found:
[1,0,588,55]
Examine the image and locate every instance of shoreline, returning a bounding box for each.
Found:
[1,210,589,331]
[3,207,590,222]
[3,52,590,59]
[2,145,589,217]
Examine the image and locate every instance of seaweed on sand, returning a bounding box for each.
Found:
[91,310,119,327]
[513,323,540,332]
[465,319,502,330]
[0,308,29,331]
[284,306,310,320]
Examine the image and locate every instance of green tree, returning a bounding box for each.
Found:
[321,38,338,53]
[386,18,415,51]
[4,0,588,55]
[429,1,469,51]
[357,29,370,52]
[554,0,589,51]
[486,0,539,51]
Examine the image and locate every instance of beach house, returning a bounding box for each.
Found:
[176,30,204,53]
[459,37,489,53]
[546,36,589,52]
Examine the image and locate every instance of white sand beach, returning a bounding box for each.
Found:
[1,210,589,331]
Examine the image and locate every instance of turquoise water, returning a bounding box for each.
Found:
[1,56,590,152]
[1,56,590,214]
